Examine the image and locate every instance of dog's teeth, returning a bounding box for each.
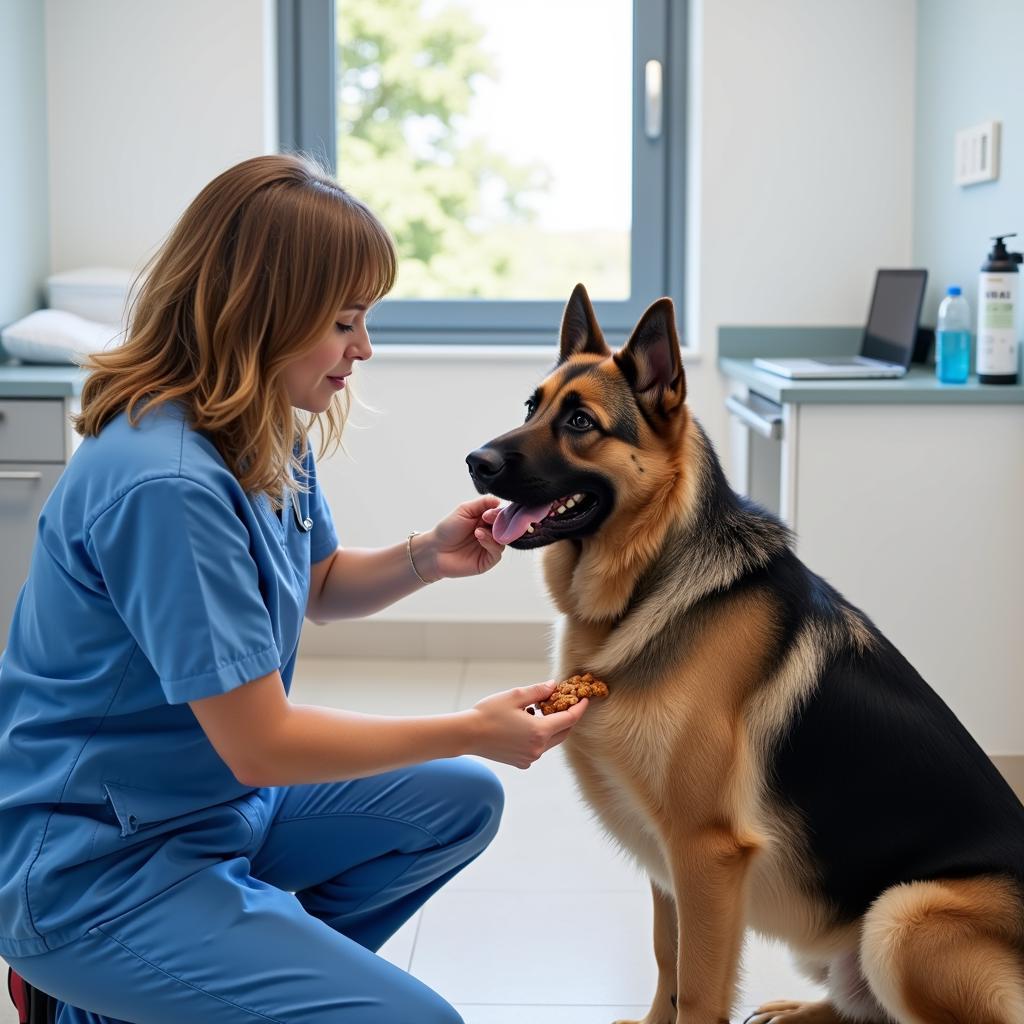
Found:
[527,524,534,533]
[566,498,576,509]
[557,505,567,515]
[573,493,584,502]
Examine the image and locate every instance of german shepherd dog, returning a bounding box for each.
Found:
[466,285,1024,1024]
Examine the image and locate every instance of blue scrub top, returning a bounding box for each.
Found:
[0,400,339,956]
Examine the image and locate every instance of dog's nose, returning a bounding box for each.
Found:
[466,447,505,480]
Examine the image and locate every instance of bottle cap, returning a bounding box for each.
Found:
[947,285,961,296]
[985,234,1023,268]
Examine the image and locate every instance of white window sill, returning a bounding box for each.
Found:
[367,343,701,363]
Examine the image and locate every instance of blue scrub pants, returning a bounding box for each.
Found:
[7,757,503,1023]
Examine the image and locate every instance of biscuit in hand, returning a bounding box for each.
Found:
[538,673,609,715]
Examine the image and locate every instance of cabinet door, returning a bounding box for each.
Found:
[791,403,1024,754]
[0,463,64,649]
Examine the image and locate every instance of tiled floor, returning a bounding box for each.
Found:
[1,658,825,1023]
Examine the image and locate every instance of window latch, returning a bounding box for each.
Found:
[645,59,663,141]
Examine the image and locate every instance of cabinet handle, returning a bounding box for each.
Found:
[725,395,783,440]
[0,471,43,481]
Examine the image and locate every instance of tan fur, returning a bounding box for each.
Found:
[860,877,1024,1024]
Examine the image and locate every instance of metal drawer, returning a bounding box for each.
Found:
[0,461,64,649]
[0,399,67,462]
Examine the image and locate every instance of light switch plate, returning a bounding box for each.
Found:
[954,120,1001,186]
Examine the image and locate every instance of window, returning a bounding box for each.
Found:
[278,0,687,344]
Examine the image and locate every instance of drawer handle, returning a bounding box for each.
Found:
[725,395,783,440]
[0,471,43,481]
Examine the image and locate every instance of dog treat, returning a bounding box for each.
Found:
[538,673,609,715]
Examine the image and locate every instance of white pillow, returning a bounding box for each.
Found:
[0,309,123,365]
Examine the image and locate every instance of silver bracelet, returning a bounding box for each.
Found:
[406,531,434,585]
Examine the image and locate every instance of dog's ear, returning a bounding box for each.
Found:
[614,298,686,418]
[558,283,610,363]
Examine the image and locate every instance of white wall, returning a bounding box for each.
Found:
[696,0,916,335]
[913,0,1024,325]
[41,0,917,624]
[1,0,50,327]
[44,0,277,271]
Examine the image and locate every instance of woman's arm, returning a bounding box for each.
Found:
[190,670,586,787]
[307,498,503,621]
[306,535,437,621]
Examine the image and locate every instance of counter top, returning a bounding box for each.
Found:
[717,326,1024,404]
[719,358,1024,404]
[0,361,87,398]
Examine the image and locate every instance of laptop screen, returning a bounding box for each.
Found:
[861,269,928,366]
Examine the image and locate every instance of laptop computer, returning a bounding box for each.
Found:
[753,268,928,379]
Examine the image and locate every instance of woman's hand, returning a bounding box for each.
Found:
[416,497,505,581]
[466,681,590,769]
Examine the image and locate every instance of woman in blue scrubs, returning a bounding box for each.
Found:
[0,154,590,1023]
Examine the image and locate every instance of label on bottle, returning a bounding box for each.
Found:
[977,272,1019,376]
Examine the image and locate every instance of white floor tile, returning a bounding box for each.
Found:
[411,889,658,1005]
[450,936,829,1023]
[451,748,646,893]
[452,1006,650,1024]
[291,656,463,716]
[376,912,421,973]
[414,894,826,1018]
[734,933,828,1018]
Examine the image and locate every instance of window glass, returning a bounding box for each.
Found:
[337,0,633,300]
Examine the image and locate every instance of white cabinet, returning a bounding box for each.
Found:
[730,386,1024,755]
[0,397,80,648]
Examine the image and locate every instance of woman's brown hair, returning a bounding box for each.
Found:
[73,153,396,504]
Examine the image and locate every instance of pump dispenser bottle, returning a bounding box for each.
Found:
[977,233,1021,384]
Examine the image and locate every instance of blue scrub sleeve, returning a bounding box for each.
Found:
[87,477,282,704]
[302,448,339,564]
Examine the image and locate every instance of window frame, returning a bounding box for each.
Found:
[278,0,687,346]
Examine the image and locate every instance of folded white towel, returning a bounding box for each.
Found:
[0,309,123,365]
[46,266,134,325]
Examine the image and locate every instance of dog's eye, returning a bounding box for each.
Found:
[567,410,594,432]
[524,398,537,421]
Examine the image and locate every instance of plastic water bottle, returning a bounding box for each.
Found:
[936,286,971,384]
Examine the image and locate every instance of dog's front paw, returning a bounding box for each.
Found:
[742,999,847,1023]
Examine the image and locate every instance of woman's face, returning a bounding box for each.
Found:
[283,305,373,412]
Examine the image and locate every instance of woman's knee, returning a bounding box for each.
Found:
[427,753,503,809]
[452,757,504,840]
[466,756,504,808]
[419,756,504,852]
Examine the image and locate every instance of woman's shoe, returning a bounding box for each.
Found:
[7,966,57,1024]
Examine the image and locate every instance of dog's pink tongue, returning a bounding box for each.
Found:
[492,501,550,545]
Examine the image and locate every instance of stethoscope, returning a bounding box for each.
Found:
[290,489,313,533]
